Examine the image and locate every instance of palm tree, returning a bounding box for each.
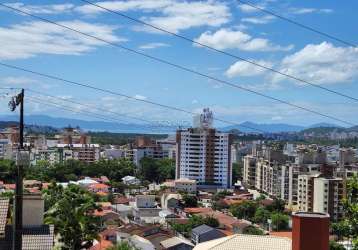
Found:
[44,184,100,250]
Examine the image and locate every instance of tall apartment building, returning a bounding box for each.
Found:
[121,136,176,166]
[58,144,100,163]
[297,172,321,212]
[243,155,257,188]
[297,172,344,221]
[313,177,344,221]
[176,108,232,188]
[339,148,356,167]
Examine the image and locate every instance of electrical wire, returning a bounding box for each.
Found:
[0,3,355,127]
[236,0,357,48]
[77,0,358,103]
[27,96,177,133]
[26,88,187,128]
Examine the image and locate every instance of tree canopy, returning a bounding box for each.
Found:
[43,183,101,249]
[26,158,136,183]
[138,157,175,183]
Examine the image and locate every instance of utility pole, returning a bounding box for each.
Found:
[9,88,25,250]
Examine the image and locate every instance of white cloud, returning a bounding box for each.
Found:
[2,76,38,85]
[1,2,75,14]
[271,116,283,121]
[77,0,231,33]
[76,0,173,14]
[143,1,230,33]
[225,60,274,78]
[242,15,275,24]
[194,28,293,52]
[0,20,125,60]
[238,4,260,13]
[273,42,358,85]
[133,94,147,100]
[139,42,170,49]
[191,99,199,104]
[290,7,333,15]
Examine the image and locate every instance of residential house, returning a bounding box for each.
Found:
[160,237,194,250]
[191,225,225,245]
[161,193,182,210]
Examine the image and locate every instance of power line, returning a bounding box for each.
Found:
[27,96,124,124]
[27,96,177,133]
[236,0,357,48]
[0,4,355,127]
[0,64,266,133]
[77,0,358,103]
[26,88,186,128]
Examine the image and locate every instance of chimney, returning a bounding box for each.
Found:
[292,212,329,250]
[22,194,44,227]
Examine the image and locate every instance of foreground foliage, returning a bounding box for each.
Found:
[43,183,101,250]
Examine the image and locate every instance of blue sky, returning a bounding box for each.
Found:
[0,0,358,129]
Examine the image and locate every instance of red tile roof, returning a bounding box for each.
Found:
[184,207,213,214]
[269,231,292,239]
[89,183,110,189]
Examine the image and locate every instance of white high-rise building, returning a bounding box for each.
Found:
[175,108,232,188]
[313,177,344,222]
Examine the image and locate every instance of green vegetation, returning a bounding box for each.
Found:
[182,194,198,208]
[232,162,242,184]
[43,183,101,249]
[138,157,175,183]
[253,207,271,224]
[230,200,258,220]
[342,175,358,249]
[243,225,265,235]
[0,159,16,182]
[270,212,289,231]
[229,198,288,231]
[169,215,219,237]
[108,242,138,250]
[25,158,136,183]
[329,241,346,250]
[330,175,358,249]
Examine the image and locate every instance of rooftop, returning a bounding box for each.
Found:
[193,234,291,250]
[192,224,216,235]
[160,237,194,249]
[293,212,330,218]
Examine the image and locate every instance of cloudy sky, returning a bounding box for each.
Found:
[0,0,358,128]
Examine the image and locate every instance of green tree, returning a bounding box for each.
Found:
[230,200,258,220]
[254,207,271,225]
[138,157,175,183]
[255,194,266,202]
[108,242,137,250]
[232,162,243,184]
[139,157,158,182]
[157,158,175,182]
[203,216,220,228]
[212,190,233,201]
[341,175,358,249]
[332,220,351,241]
[0,159,16,182]
[267,198,286,213]
[182,194,198,207]
[270,213,289,231]
[44,184,101,249]
[243,225,265,235]
[169,215,219,237]
[329,241,345,250]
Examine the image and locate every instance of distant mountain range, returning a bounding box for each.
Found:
[0,114,346,134]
